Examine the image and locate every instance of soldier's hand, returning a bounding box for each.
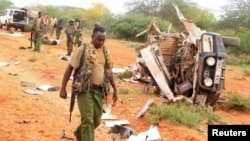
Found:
[59,88,67,99]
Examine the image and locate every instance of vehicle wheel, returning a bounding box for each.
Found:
[223,36,240,47]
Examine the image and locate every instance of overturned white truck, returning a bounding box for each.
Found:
[135,4,240,106]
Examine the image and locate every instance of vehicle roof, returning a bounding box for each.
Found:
[5,9,26,11]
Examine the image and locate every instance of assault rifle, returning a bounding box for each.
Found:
[69,91,76,123]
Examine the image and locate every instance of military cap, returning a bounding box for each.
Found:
[68,19,74,23]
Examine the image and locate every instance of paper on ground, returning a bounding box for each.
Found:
[24,89,43,95]
[101,113,118,120]
[105,120,130,127]
[37,84,54,91]
[128,125,161,141]
[0,62,9,66]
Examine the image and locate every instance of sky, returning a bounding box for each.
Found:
[10,0,228,15]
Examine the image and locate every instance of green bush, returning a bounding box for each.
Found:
[116,69,132,79]
[118,88,129,94]
[223,92,250,110]
[28,55,38,62]
[149,102,222,127]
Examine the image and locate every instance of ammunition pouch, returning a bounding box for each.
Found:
[72,65,92,93]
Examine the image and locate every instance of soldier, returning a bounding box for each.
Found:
[56,18,63,40]
[59,26,118,141]
[32,11,44,52]
[65,19,75,56]
[74,18,82,47]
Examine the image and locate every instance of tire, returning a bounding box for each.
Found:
[223,36,240,47]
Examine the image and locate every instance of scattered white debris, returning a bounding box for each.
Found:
[112,68,127,73]
[128,125,161,141]
[23,89,43,95]
[14,61,21,65]
[0,62,9,66]
[37,84,54,91]
[121,78,139,83]
[59,54,71,61]
[21,81,36,87]
[101,113,118,120]
[0,32,24,37]
[105,120,130,127]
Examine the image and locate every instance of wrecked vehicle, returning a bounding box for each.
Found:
[0,8,29,32]
[135,4,240,106]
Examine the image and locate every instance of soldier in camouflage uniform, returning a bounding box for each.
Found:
[32,11,44,52]
[74,18,82,47]
[65,19,75,56]
[56,18,63,40]
[60,26,118,141]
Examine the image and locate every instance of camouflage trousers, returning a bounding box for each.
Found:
[66,36,74,56]
[33,30,43,51]
[56,28,62,40]
[74,31,82,47]
[74,88,103,141]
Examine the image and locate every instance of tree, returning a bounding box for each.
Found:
[124,0,215,32]
[219,0,250,32]
[125,0,163,16]
[0,0,13,13]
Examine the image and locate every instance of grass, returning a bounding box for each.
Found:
[28,55,38,62]
[148,102,223,128]
[227,54,250,67]
[116,69,132,79]
[118,88,129,94]
[242,69,250,76]
[222,92,250,110]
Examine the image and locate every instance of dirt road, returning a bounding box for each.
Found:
[0,29,249,141]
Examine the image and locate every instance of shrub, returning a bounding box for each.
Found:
[149,102,222,127]
[28,55,38,62]
[223,92,250,110]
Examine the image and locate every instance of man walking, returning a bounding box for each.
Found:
[65,19,75,56]
[59,26,118,141]
[32,11,44,52]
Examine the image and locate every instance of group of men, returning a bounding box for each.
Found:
[32,11,118,141]
[31,11,63,52]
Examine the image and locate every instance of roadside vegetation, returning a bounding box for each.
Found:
[147,92,250,128]
[148,102,224,128]
[222,92,250,111]
[1,0,250,130]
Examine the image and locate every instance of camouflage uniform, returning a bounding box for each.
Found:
[65,19,75,56]
[70,43,113,141]
[32,12,44,52]
[74,18,82,47]
[56,18,63,40]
